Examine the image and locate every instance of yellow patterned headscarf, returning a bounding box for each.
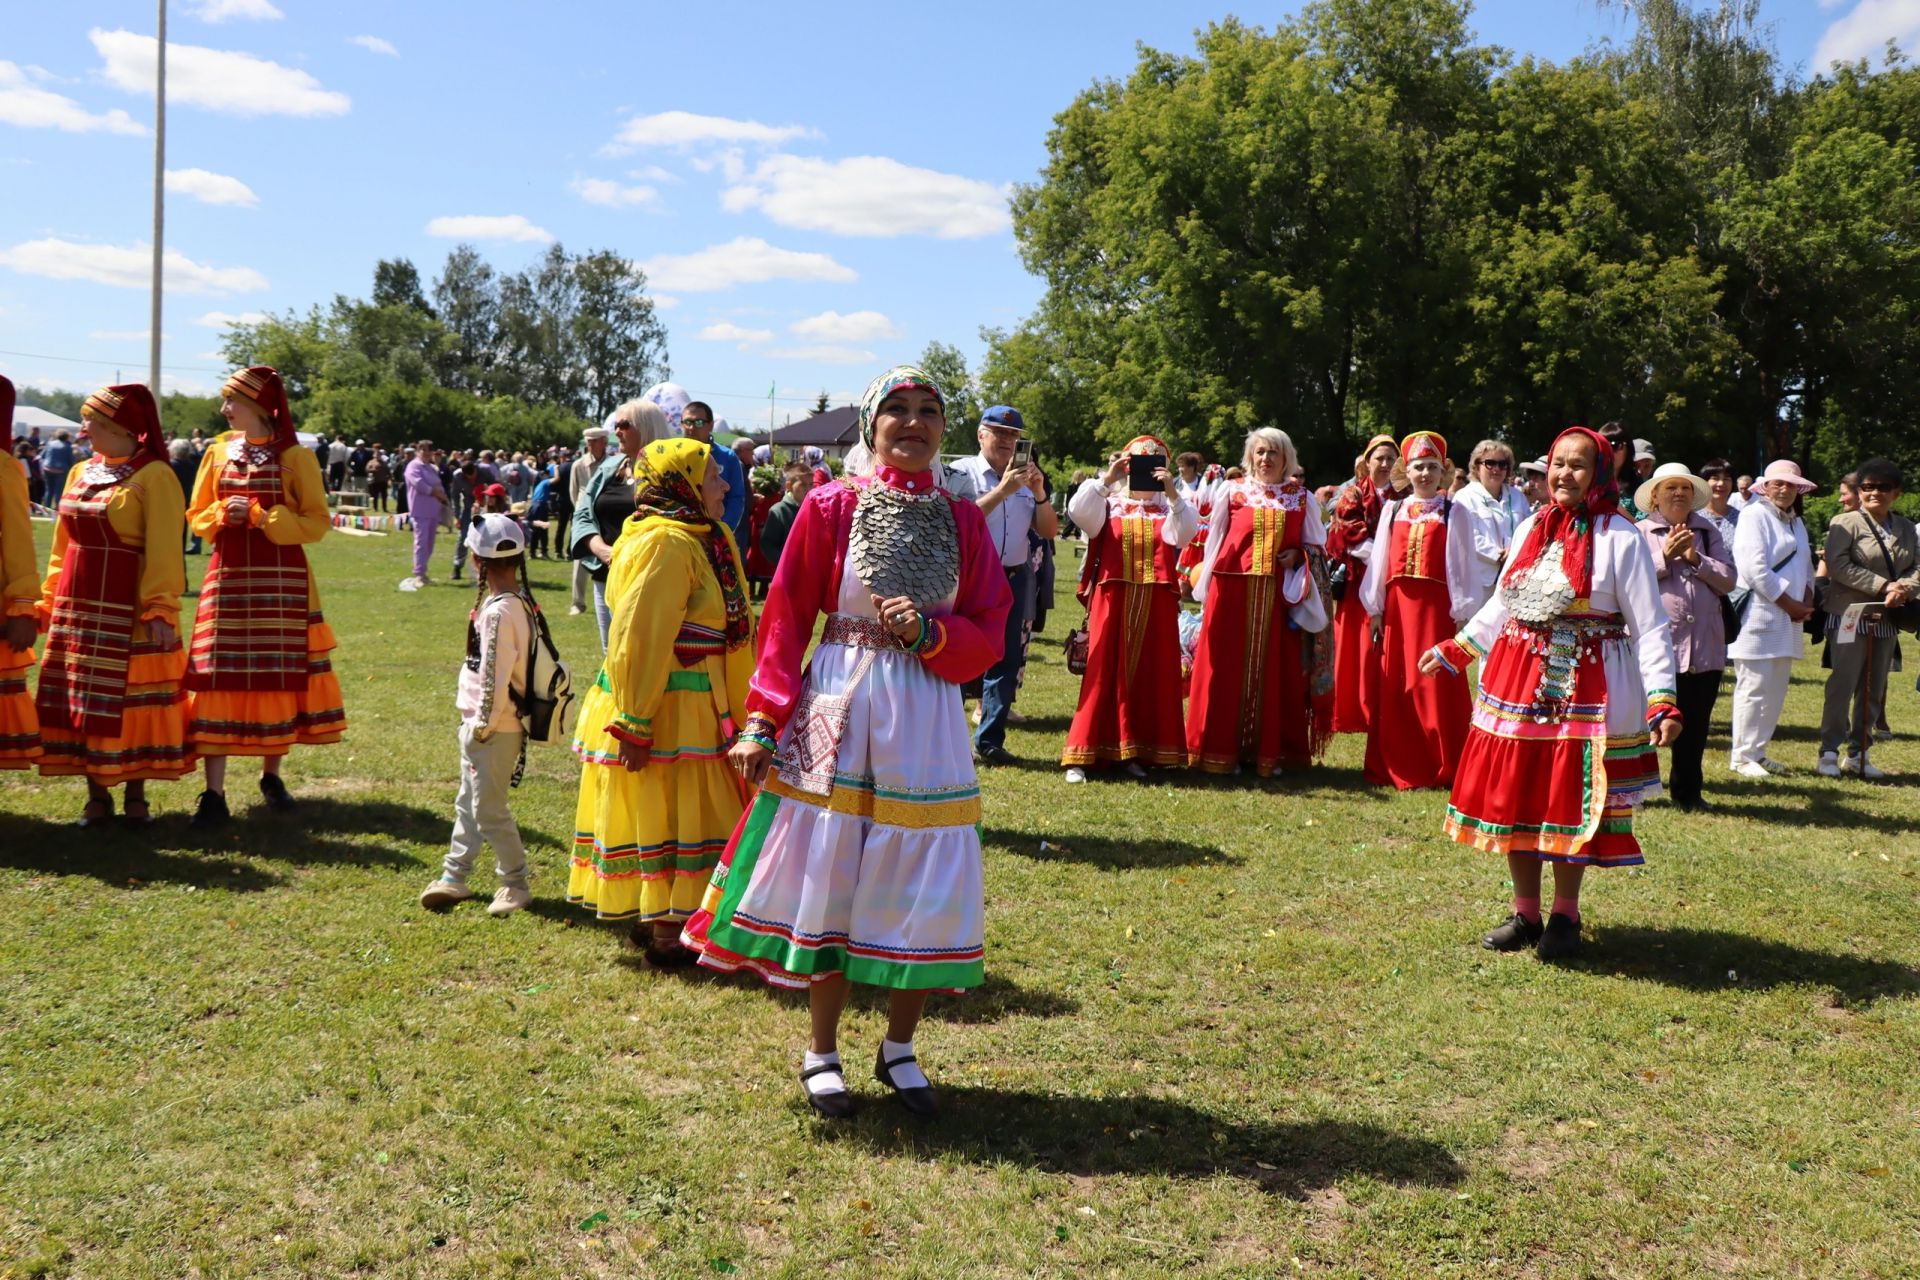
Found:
[629,438,751,649]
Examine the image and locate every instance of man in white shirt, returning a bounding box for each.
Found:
[1455,438,1533,621]
[327,437,351,492]
[567,425,609,615]
[948,405,1059,764]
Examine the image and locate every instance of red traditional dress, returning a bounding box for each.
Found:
[35,385,194,782]
[1326,433,1397,734]
[0,376,42,769]
[1358,459,1478,790]
[1187,475,1331,775]
[1061,461,1198,771]
[1437,427,1680,865]
[185,367,347,757]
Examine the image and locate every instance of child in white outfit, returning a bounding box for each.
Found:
[421,514,534,916]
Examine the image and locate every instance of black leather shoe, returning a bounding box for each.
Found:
[1674,796,1713,813]
[800,1063,856,1119]
[189,790,230,830]
[258,773,296,812]
[1537,912,1584,961]
[1481,912,1544,952]
[874,1046,938,1118]
[975,746,1017,768]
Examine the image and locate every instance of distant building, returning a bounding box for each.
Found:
[751,406,859,460]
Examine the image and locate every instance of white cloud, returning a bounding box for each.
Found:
[425,214,554,243]
[166,167,258,207]
[0,238,267,294]
[348,35,398,57]
[628,164,680,184]
[724,155,1010,239]
[90,28,350,118]
[195,309,268,328]
[88,329,151,341]
[697,322,775,348]
[789,309,900,343]
[610,110,813,151]
[635,236,856,292]
[0,60,146,135]
[187,0,284,20]
[570,177,660,209]
[650,294,680,311]
[1815,0,1920,65]
[766,343,877,365]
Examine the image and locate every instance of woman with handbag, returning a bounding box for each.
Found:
[1326,434,1397,734]
[1815,457,1918,779]
[1726,460,1818,779]
[1421,426,1682,961]
[1059,435,1198,783]
[566,437,752,967]
[1359,431,1477,791]
[1186,428,1332,777]
[682,366,1012,1120]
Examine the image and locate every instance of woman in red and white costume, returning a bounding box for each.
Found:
[1060,435,1197,782]
[1325,433,1398,734]
[1359,431,1476,790]
[1186,428,1330,777]
[1422,426,1681,961]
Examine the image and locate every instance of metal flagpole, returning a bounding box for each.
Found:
[149,0,166,394]
[768,379,775,458]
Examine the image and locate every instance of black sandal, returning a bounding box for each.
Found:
[873,1047,939,1118]
[123,798,153,828]
[643,937,698,969]
[800,1063,855,1119]
[77,794,115,828]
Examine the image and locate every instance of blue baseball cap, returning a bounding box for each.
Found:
[980,404,1026,433]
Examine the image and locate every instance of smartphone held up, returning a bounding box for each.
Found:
[1129,453,1168,492]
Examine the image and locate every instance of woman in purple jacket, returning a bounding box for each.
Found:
[1636,463,1736,811]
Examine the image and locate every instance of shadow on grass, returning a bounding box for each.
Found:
[981,825,1240,870]
[0,812,285,891]
[1006,713,1074,736]
[833,1092,1463,1198]
[1576,925,1920,1007]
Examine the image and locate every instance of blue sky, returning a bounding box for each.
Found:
[0,1,1898,430]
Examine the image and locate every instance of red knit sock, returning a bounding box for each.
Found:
[1513,896,1541,923]
[1550,897,1581,924]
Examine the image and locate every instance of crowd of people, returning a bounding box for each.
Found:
[5,360,1915,1121]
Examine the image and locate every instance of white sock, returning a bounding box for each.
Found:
[801,1050,845,1096]
[879,1038,929,1090]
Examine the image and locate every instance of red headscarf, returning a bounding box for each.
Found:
[82,384,166,465]
[0,374,14,453]
[1327,433,1396,562]
[222,365,298,451]
[1502,425,1618,598]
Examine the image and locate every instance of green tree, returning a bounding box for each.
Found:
[431,245,500,393]
[914,340,979,454]
[813,390,831,415]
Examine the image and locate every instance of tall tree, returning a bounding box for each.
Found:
[432,245,500,393]
[915,340,980,454]
[372,258,433,315]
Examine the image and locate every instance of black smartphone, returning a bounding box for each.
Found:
[1011,438,1033,471]
[1128,453,1167,491]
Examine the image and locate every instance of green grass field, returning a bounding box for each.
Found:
[3,525,1916,1279]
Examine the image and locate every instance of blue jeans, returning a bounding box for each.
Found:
[974,562,1031,754]
[593,579,612,653]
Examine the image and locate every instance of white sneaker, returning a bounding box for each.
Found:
[419,878,475,910]
[971,705,983,727]
[568,605,585,616]
[1064,767,1087,784]
[488,885,532,917]
[1840,755,1887,781]
[1759,757,1789,774]
[1817,752,1841,777]
[1729,760,1771,780]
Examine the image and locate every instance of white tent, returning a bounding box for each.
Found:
[12,405,81,434]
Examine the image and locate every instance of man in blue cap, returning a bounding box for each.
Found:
[950,404,1058,765]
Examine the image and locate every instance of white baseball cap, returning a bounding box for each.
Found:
[465,513,525,559]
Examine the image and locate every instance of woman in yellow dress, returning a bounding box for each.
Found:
[568,437,752,964]
[183,366,347,828]
[0,375,42,771]
[35,384,194,824]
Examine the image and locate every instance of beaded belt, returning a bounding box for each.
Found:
[1504,612,1627,715]
[822,613,900,651]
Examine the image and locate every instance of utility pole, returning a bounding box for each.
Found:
[149,0,166,393]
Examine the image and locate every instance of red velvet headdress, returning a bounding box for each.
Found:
[1502,425,1618,598]
[1400,431,1447,466]
[222,365,297,451]
[0,374,14,453]
[82,383,166,464]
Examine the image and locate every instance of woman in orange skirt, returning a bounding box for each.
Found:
[184,365,347,827]
[35,384,194,824]
[0,376,42,770]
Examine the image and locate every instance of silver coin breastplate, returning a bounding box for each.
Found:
[848,482,960,605]
[1501,538,1577,625]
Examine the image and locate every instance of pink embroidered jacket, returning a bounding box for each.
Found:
[746,466,1014,735]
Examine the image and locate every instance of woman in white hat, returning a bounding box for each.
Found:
[1726,460,1818,778]
[1635,463,1736,809]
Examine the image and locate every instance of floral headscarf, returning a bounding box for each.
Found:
[629,437,751,651]
[1502,425,1618,598]
[858,365,946,450]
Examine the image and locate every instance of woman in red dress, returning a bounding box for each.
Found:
[1186,428,1331,777]
[1060,435,1198,782]
[1326,433,1397,734]
[1359,431,1475,790]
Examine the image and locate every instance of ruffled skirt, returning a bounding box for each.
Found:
[38,642,195,782]
[187,616,347,756]
[0,640,40,769]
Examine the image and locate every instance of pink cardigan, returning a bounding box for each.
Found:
[747,466,1013,735]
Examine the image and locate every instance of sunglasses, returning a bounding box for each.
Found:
[1857,483,1897,494]
[1479,459,1512,470]
[682,418,712,427]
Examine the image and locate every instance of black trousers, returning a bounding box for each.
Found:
[1668,669,1723,806]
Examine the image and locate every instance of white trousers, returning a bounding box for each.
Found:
[1729,657,1795,766]
[445,723,528,888]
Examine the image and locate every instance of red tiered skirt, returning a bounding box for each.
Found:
[1062,581,1187,768]
[1362,578,1469,790]
[1187,574,1316,775]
